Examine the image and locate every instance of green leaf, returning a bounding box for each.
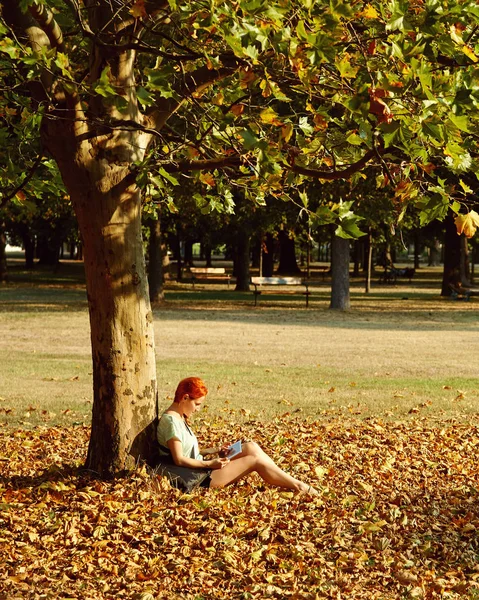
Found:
[298,117,314,136]
[346,132,364,146]
[137,87,154,107]
[240,129,260,149]
[92,67,117,98]
[448,112,470,133]
[243,45,260,62]
[335,220,366,239]
[158,167,179,186]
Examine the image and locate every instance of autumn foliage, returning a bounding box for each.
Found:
[2,416,479,598]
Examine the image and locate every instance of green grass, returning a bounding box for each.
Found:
[1,261,478,427]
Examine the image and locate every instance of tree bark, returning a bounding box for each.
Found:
[148,218,165,303]
[365,228,372,293]
[276,230,301,275]
[42,110,158,477]
[234,229,250,291]
[330,234,350,310]
[262,233,275,277]
[413,229,421,269]
[428,238,441,267]
[441,212,462,296]
[23,231,35,269]
[0,223,7,282]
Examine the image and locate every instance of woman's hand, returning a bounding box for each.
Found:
[218,444,231,458]
[207,457,230,469]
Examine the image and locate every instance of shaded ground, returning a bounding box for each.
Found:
[1,416,479,599]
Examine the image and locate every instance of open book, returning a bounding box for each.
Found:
[226,440,242,459]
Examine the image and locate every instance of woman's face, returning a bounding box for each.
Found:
[182,395,205,418]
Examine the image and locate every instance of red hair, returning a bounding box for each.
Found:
[174,377,208,403]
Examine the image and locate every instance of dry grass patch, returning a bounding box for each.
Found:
[0,269,478,426]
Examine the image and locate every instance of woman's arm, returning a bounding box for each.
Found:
[168,439,229,469]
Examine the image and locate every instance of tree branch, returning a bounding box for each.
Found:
[28,2,65,52]
[147,60,243,131]
[159,147,377,180]
[288,148,377,180]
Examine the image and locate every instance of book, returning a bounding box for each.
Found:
[226,440,242,459]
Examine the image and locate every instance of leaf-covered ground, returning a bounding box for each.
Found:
[1,416,479,599]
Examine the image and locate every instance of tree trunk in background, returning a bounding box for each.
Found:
[184,240,193,267]
[0,223,7,282]
[414,229,421,269]
[460,235,470,285]
[203,243,212,267]
[162,239,170,281]
[234,230,251,291]
[251,237,261,269]
[330,234,350,310]
[23,231,35,268]
[276,230,301,274]
[428,238,441,266]
[262,233,275,277]
[36,234,60,266]
[441,212,462,295]
[173,230,183,281]
[365,229,372,293]
[352,240,361,277]
[148,218,164,303]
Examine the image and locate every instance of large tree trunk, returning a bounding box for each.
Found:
[72,174,157,476]
[41,91,158,477]
[276,230,301,275]
[148,218,165,303]
[0,223,7,282]
[441,212,462,296]
[234,230,250,291]
[330,234,350,310]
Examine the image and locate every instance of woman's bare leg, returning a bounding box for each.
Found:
[210,442,317,493]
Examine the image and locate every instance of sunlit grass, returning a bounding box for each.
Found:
[1,263,478,427]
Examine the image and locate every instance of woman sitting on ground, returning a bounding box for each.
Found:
[156,376,318,495]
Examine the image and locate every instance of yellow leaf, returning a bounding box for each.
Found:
[455,211,479,238]
[212,92,224,106]
[130,0,147,18]
[462,45,479,62]
[361,4,379,18]
[199,172,215,187]
[259,107,282,126]
[281,123,293,142]
[314,465,328,480]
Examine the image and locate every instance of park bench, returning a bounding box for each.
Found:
[449,283,479,301]
[379,266,415,284]
[251,276,313,307]
[189,267,231,288]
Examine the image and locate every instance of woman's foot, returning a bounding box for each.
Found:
[297,482,319,496]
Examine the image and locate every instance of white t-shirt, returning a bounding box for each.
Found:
[157,413,202,461]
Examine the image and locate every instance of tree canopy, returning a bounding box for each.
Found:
[2,0,479,228]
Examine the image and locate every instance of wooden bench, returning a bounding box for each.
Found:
[251,276,313,307]
[189,267,231,288]
[449,283,479,301]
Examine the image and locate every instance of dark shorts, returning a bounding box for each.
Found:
[199,474,212,488]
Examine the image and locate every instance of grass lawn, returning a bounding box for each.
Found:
[0,260,478,427]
